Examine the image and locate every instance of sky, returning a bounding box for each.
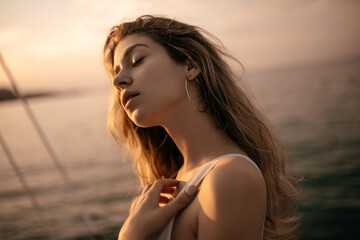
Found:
[0,0,359,92]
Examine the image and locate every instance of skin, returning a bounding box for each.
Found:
[114,33,267,239]
[118,179,198,240]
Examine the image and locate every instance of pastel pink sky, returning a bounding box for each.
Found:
[0,0,359,92]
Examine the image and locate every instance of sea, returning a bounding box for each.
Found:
[0,58,359,240]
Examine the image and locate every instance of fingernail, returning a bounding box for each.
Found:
[185,185,197,196]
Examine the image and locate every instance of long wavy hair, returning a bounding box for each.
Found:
[103,15,301,240]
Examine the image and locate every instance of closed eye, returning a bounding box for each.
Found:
[132,57,145,68]
[113,56,145,76]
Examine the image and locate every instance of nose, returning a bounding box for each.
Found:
[113,71,132,90]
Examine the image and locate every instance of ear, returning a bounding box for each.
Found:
[184,60,201,81]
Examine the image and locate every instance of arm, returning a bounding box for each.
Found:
[197,157,267,240]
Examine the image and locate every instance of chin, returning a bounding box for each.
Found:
[130,110,159,128]
[133,121,155,128]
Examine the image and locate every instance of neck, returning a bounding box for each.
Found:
[161,101,241,175]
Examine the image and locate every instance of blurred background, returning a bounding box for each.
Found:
[0,0,359,239]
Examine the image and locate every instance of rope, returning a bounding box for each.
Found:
[0,133,57,240]
[0,52,99,237]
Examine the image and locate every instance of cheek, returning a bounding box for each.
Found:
[138,60,185,98]
[128,58,186,126]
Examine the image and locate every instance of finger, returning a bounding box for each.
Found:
[159,196,170,204]
[162,185,198,218]
[161,186,175,194]
[156,179,180,187]
[149,179,179,197]
[171,180,186,197]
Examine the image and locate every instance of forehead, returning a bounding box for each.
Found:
[114,33,158,62]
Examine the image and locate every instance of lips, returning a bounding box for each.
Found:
[122,91,140,107]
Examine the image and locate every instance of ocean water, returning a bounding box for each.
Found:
[247,60,360,240]
[0,59,359,239]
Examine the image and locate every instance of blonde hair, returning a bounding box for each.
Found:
[103,15,301,240]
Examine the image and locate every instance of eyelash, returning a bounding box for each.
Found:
[114,57,145,75]
[132,57,144,67]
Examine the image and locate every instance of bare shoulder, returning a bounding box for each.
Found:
[196,155,267,239]
[202,155,266,194]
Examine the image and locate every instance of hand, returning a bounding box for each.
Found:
[118,179,198,240]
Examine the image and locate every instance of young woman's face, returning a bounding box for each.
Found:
[113,33,189,127]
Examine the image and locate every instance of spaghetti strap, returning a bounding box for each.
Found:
[158,153,260,240]
[179,153,260,193]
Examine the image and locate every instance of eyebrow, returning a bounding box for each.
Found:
[114,43,149,70]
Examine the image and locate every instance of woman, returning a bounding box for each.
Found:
[103,15,300,240]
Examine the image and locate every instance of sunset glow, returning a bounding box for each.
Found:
[0,0,359,92]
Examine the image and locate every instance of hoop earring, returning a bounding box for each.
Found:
[185,79,207,112]
[154,132,168,150]
[135,125,168,150]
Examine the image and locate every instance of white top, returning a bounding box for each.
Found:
[157,153,261,240]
